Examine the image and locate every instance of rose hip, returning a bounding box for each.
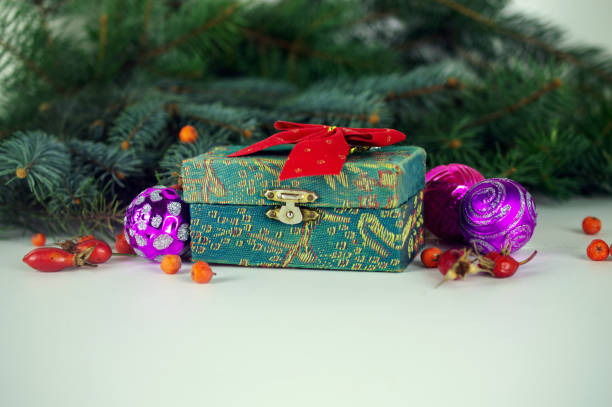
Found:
[23,247,93,272]
[74,239,112,264]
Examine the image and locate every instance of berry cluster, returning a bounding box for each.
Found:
[23,234,112,272]
[421,245,537,285]
[583,216,612,261]
[159,254,215,284]
[23,232,215,284]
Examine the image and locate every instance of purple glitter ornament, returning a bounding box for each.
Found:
[124,186,190,262]
[459,178,537,254]
[424,163,485,241]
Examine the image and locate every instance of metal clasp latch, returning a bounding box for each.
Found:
[264,189,319,225]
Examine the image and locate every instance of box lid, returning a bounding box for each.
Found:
[181,145,425,209]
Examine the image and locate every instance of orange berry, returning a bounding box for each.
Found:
[420,247,442,268]
[31,233,46,247]
[115,233,135,254]
[368,112,380,124]
[179,125,198,143]
[16,167,28,179]
[160,255,182,274]
[191,261,215,284]
[120,140,130,150]
[587,239,609,261]
[447,138,462,149]
[582,216,601,235]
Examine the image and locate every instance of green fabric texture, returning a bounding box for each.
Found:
[182,146,426,209]
[182,145,426,271]
[189,193,424,271]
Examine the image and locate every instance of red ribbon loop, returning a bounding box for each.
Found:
[227,121,406,180]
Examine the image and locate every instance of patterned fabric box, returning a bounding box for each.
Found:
[181,145,426,271]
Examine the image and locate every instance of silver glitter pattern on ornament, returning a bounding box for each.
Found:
[135,234,147,247]
[134,248,145,257]
[124,186,190,261]
[459,178,536,254]
[150,190,162,202]
[153,234,174,250]
[177,223,189,241]
[167,201,181,216]
[151,215,162,228]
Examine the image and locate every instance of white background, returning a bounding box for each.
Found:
[510,0,611,52]
[1,197,612,406]
[1,1,611,406]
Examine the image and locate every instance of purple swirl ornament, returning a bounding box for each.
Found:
[124,186,190,262]
[459,178,537,254]
[424,163,485,241]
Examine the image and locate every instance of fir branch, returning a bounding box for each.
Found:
[466,78,562,129]
[142,1,240,60]
[282,88,391,127]
[158,127,229,184]
[242,28,379,71]
[108,101,169,150]
[385,77,461,100]
[0,39,63,92]
[68,140,143,186]
[174,102,258,140]
[96,14,108,76]
[140,0,154,49]
[287,7,343,81]
[432,0,612,83]
[39,193,126,237]
[0,131,70,201]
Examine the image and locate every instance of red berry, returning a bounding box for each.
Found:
[587,239,609,261]
[115,233,135,254]
[420,247,442,268]
[74,239,112,264]
[22,247,91,272]
[31,233,46,247]
[492,255,520,278]
[437,249,463,279]
[582,216,601,235]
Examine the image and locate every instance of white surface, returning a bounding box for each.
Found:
[1,197,612,407]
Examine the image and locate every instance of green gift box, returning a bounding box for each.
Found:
[181,145,426,271]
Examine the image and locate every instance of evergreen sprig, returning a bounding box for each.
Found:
[0,131,70,201]
[108,100,169,151]
[0,0,610,234]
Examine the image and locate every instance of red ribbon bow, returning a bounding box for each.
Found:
[227,121,406,180]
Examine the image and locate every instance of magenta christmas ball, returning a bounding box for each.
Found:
[459,178,537,254]
[424,163,485,241]
[124,186,190,262]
